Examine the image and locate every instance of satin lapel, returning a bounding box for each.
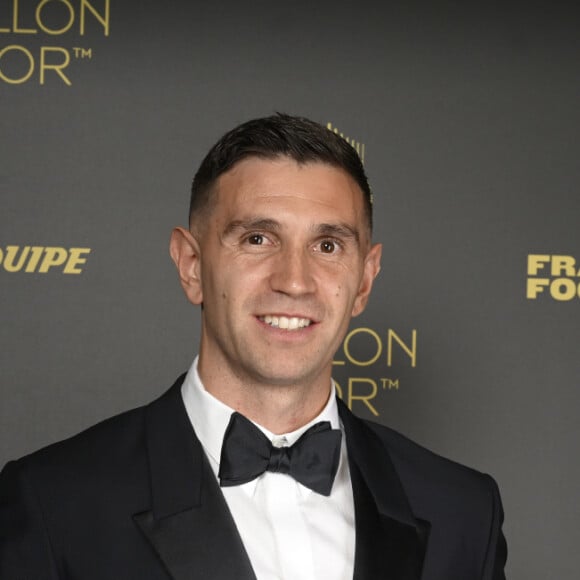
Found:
[133,376,256,580]
[338,400,430,580]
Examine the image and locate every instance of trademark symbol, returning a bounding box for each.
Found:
[381,378,399,390]
[72,47,92,60]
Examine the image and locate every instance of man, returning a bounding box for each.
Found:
[0,114,507,579]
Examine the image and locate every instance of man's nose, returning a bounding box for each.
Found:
[269,247,316,296]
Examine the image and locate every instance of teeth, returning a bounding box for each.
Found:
[261,315,311,330]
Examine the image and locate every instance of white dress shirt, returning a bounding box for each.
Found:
[181,357,356,580]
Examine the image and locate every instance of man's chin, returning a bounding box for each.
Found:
[243,359,329,390]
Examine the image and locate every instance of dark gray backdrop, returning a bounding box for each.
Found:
[2,2,579,578]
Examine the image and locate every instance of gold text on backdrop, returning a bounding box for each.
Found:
[0,0,110,85]
[333,327,418,416]
[326,122,365,164]
[0,245,91,274]
[527,254,580,300]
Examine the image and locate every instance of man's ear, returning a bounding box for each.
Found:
[351,242,382,317]
[169,227,203,305]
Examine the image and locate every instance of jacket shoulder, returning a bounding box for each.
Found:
[361,417,501,514]
[365,418,492,481]
[358,418,507,578]
[10,403,147,477]
[5,374,187,480]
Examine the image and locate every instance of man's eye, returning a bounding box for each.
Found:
[319,240,337,254]
[247,234,265,245]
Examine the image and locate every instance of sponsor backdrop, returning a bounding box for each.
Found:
[1,2,579,578]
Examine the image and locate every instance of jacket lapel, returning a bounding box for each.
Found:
[130,377,428,579]
[338,400,430,580]
[133,376,256,580]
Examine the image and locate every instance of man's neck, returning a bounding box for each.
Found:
[197,357,333,434]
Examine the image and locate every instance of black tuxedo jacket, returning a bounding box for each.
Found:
[0,375,507,579]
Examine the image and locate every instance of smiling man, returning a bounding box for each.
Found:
[171,155,380,434]
[0,114,507,579]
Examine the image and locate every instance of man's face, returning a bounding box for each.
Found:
[174,156,381,390]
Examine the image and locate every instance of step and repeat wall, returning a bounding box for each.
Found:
[1,2,579,578]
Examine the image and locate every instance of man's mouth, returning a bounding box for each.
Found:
[258,315,313,330]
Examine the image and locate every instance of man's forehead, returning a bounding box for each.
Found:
[201,156,372,241]
[214,157,363,206]
[215,190,365,235]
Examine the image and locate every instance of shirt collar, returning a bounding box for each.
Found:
[181,356,342,475]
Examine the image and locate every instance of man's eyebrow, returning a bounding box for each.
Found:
[315,223,360,244]
[223,218,281,236]
[223,218,361,244]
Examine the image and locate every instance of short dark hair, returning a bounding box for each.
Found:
[189,113,373,231]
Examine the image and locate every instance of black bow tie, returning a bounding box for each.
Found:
[218,412,342,496]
